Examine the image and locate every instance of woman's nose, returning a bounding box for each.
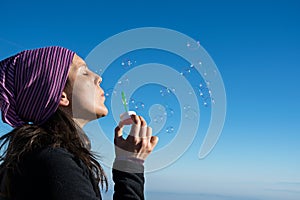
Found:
[95,74,102,86]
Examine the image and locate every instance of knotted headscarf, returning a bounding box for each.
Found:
[0,46,75,128]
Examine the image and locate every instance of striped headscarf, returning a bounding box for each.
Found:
[0,46,75,128]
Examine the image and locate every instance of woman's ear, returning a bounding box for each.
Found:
[59,91,70,106]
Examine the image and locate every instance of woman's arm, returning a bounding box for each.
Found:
[113,115,158,200]
[112,160,144,200]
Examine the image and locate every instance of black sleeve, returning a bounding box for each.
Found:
[17,147,101,200]
[112,160,145,200]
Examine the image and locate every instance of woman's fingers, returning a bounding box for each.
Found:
[128,115,140,138]
[114,125,123,139]
[146,127,152,138]
[150,136,159,147]
[114,114,159,161]
[146,127,159,149]
[138,116,147,138]
[127,115,147,143]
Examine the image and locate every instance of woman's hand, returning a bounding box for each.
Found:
[114,115,159,163]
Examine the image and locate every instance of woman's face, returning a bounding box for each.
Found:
[66,54,108,124]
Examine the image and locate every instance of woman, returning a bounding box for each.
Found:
[0,46,158,199]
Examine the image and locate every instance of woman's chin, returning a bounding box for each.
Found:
[96,108,108,118]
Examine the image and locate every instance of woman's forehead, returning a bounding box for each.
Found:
[68,54,87,80]
[72,54,86,68]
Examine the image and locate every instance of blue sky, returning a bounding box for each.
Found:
[1,0,300,199]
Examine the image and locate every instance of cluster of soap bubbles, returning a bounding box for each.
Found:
[82,27,226,170]
[183,105,198,120]
[186,40,200,50]
[129,98,145,111]
[178,61,216,107]
[121,58,136,69]
[159,86,176,97]
[166,126,175,134]
[96,39,216,137]
[104,87,116,98]
[197,81,215,107]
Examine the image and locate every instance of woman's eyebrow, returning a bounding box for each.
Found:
[78,64,88,69]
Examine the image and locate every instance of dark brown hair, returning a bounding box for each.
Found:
[0,105,107,198]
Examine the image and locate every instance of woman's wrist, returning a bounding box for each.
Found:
[113,158,145,173]
[115,156,145,165]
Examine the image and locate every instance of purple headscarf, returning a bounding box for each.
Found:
[0,46,75,128]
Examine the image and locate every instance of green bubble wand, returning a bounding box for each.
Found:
[121,91,128,112]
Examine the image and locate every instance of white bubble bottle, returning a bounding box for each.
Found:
[120,91,136,123]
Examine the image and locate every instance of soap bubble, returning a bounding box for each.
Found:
[160,86,173,97]
[202,96,215,107]
[213,69,217,76]
[166,126,175,134]
[206,80,211,86]
[170,87,176,93]
[183,105,198,120]
[186,40,200,50]
[104,88,116,98]
[162,86,176,96]
[164,107,174,118]
[153,115,165,124]
[134,101,145,110]
[197,82,211,100]
[149,104,167,128]
[121,58,136,69]
[94,68,103,75]
[211,98,216,104]
[180,67,192,77]
[117,76,130,88]
[128,97,136,108]
[128,97,146,111]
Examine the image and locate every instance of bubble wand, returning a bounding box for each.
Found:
[120,91,136,121]
[121,91,128,112]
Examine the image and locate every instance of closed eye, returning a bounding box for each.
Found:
[79,66,89,75]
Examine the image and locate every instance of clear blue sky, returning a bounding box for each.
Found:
[1,1,300,200]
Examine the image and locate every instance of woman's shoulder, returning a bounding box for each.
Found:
[28,146,75,162]
[24,147,88,174]
[32,146,74,159]
[9,147,101,199]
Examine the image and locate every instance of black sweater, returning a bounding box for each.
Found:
[1,147,144,200]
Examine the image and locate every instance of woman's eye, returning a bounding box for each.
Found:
[80,68,88,75]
